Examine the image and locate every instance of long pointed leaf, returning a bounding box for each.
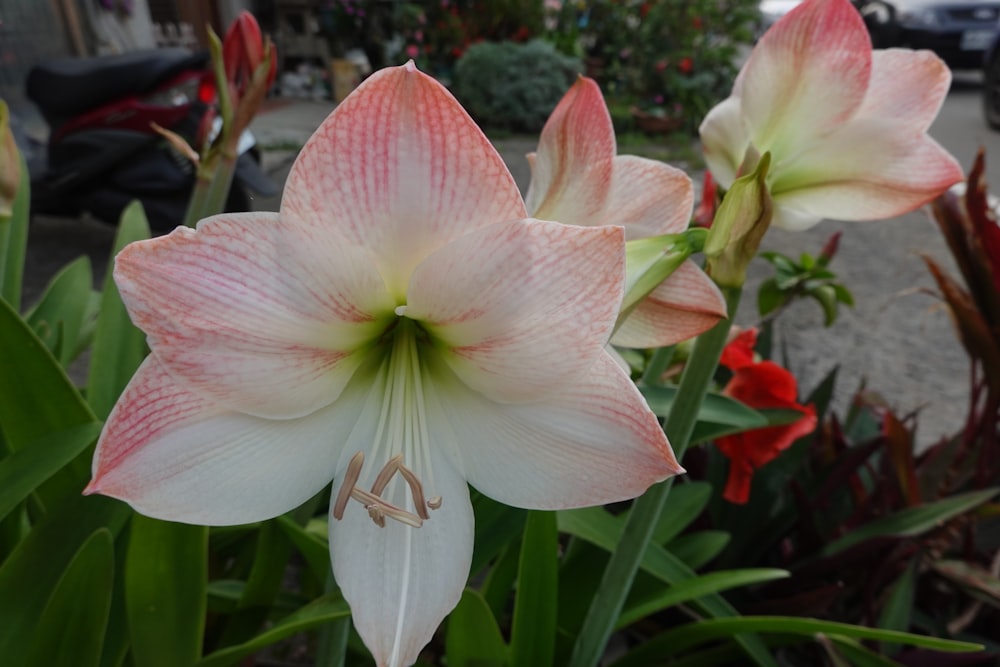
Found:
[446,589,509,667]
[611,617,981,667]
[27,528,115,667]
[617,568,789,629]
[125,516,208,667]
[0,495,128,667]
[194,594,350,667]
[820,488,1000,556]
[24,256,93,367]
[0,296,96,504]
[0,422,102,521]
[87,202,150,419]
[510,510,557,667]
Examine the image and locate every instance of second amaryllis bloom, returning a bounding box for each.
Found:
[86,63,682,667]
[699,0,962,231]
[527,76,726,348]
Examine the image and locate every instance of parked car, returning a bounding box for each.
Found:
[855,0,1000,68]
[983,31,1000,128]
[758,0,804,32]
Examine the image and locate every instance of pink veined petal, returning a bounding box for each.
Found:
[602,156,695,239]
[115,213,395,419]
[611,260,727,348]
[86,355,356,524]
[281,62,526,298]
[739,0,871,160]
[428,351,681,508]
[404,219,625,403]
[525,76,615,223]
[857,49,951,131]
[699,96,748,190]
[330,446,472,667]
[771,123,962,225]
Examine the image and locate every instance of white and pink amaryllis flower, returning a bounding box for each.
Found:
[699,0,963,231]
[86,63,682,667]
[528,76,726,347]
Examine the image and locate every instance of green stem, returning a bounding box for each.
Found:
[183,171,214,228]
[202,153,239,219]
[567,285,742,667]
[640,345,675,387]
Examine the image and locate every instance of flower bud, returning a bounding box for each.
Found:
[0,101,20,218]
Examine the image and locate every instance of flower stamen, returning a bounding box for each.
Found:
[331,451,438,528]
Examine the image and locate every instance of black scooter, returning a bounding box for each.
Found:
[19,47,276,231]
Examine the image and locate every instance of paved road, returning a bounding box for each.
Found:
[21,71,998,447]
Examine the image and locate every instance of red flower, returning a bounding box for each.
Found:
[715,330,817,504]
[678,56,694,75]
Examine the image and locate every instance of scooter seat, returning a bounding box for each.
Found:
[27,48,209,118]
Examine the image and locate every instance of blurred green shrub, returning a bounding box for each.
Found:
[451,40,582,132]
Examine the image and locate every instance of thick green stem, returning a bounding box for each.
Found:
[567,285,742,667]
[640,345,675,387]
[182,170,214,228]
[203,153,239,219]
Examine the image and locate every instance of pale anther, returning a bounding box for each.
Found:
[332,451,365,520]
[352,487,423,528]
[370,454,404,496]
[330,451,436,528]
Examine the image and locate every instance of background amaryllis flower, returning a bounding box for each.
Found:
[699,0,963,231]
[715,329,817,504]
[86,62,682,667]
[526,76,726,348]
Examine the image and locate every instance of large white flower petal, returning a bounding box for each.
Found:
[404,219,625,402]
[115,213,394,419]
[430,352,681,508]
[603,156,694,239]
[86,356,366,524]
[858,49,951,130]
[772,122,961,223]
[739,0,872,158]
[612,260,727,348]
[699,96,748,189]
[281,62,526,297]
[525,76,615,223]
[330,446,472,667]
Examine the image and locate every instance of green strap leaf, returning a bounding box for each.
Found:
[617,568,789,629]
[510,510,558,667]
[651,481,712,545]
[125,516,208,667]
[194,593,350,667]
[820,488,1000,556]
[87,202,150,420]
[0,495,129,667]
[879,560,917,654]
[0,296,97,506]
[24,256,93,367]
[446,589,509,667]
[275,514,331,583]
[610,616,980,667]
[0,422,102,522]
[27,529,115,667]
[558,505,775,666]
[667,530,730,570]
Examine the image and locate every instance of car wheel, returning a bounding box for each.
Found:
[984,50,1000,130]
